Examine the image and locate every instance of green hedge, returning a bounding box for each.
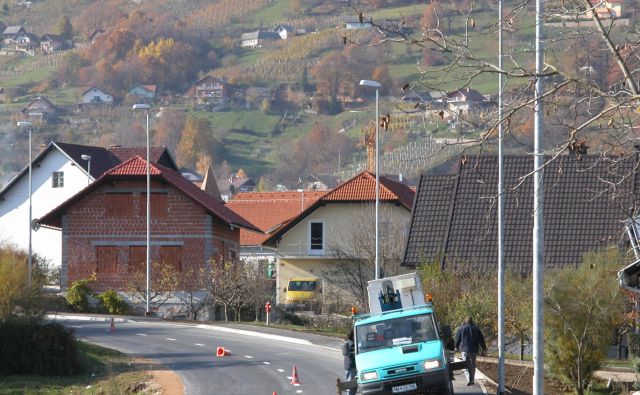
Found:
[0,318,80,376]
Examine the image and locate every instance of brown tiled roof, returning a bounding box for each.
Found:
[262,172,415,246]
[38,156,259,232]
[227,191,326,246]
[402,154,639,274]
[321,171,414,209]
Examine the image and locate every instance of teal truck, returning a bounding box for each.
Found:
[351,273,456,395]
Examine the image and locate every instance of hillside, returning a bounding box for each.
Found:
[1,0,636,188]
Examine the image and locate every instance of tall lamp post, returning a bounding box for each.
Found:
[81,154,91,186]
[132,103,151,316]
[359,79,381,280]
[17,121,33,286]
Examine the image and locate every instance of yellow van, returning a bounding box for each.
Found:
[284,278,320,312]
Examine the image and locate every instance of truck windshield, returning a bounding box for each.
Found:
[356,313,438,354]
[288,281,317,291]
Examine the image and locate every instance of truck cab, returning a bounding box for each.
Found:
[353,273,454,395]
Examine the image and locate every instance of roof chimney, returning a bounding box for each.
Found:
[39,143,47,152]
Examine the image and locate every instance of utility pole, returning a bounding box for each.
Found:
[497,0,506,393]
[533,0,545,393]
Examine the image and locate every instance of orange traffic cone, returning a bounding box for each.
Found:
[290,365,300,385]
[216,346,231,357]
[109,318,115,332]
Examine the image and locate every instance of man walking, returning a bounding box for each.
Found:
[455,316,487,386]
[342,329,357,395]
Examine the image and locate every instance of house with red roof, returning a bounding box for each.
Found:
[226,190,326,259]
[37,156,258,294]
[261,172,415,308]
[0,141,177,269]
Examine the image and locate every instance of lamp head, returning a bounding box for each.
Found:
[132,103,151,111]
[359,79,381,88]
[81,154,91,161]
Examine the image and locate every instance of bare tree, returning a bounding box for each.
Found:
[126,260,179,313]
[175,266,209,321]
[341,0,640,191]
[205,259,246,322]
[243,260,275,321]
[324,204,409,310]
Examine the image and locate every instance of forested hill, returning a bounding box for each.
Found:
[1,0,635,189]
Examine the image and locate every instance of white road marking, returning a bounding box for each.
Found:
[262,361,271,365]
[195,343,205,347]
[137,333,147,336]
[166,338,177,341]
[244,355,254,359]
[293,383,300,387]
[278,369,285,373]
[296,390,303,393]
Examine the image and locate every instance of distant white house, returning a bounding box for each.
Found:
[80,87,113,105]
[240,30,281,48]
[127,85,157,101]
[40,34,73,54]
[274,25,293,39]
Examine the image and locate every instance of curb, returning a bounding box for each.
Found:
[47,313,132,323]
[46,313,336,349]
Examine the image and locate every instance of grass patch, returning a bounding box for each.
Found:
[0,341,152,395]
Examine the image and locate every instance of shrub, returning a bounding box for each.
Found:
[98,290,129,315]
[0,246,43,318]
[65,279,94,312]
[0,317,80,375]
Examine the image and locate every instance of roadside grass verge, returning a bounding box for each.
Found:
[0,341,152,395]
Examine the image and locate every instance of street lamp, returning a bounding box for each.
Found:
[359,79,381,280]
[132,103,151,316]
[80,154,91,186]
[17,121,33,287]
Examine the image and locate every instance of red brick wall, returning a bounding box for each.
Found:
[212,216,240,262]
[62,178,241,291]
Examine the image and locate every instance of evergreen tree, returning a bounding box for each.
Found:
[55,15,73,39]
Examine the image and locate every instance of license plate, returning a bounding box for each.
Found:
[392,383,418,393]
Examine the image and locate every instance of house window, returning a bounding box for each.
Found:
[309,221,324,255]
[129,246,146,273]
[161,246,182,272]
[106,193,134,217]
[139,193,168,218]
[96,246,118,273]
[52,171,64,188]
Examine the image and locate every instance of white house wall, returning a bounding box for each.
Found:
[0,149,90,267]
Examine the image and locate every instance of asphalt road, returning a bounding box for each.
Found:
[53,316,485,395]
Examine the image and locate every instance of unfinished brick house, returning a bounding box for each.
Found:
[37,156,258,291]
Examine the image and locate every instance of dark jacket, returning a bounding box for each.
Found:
[342,339,356,370]
[455,323,486,354]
